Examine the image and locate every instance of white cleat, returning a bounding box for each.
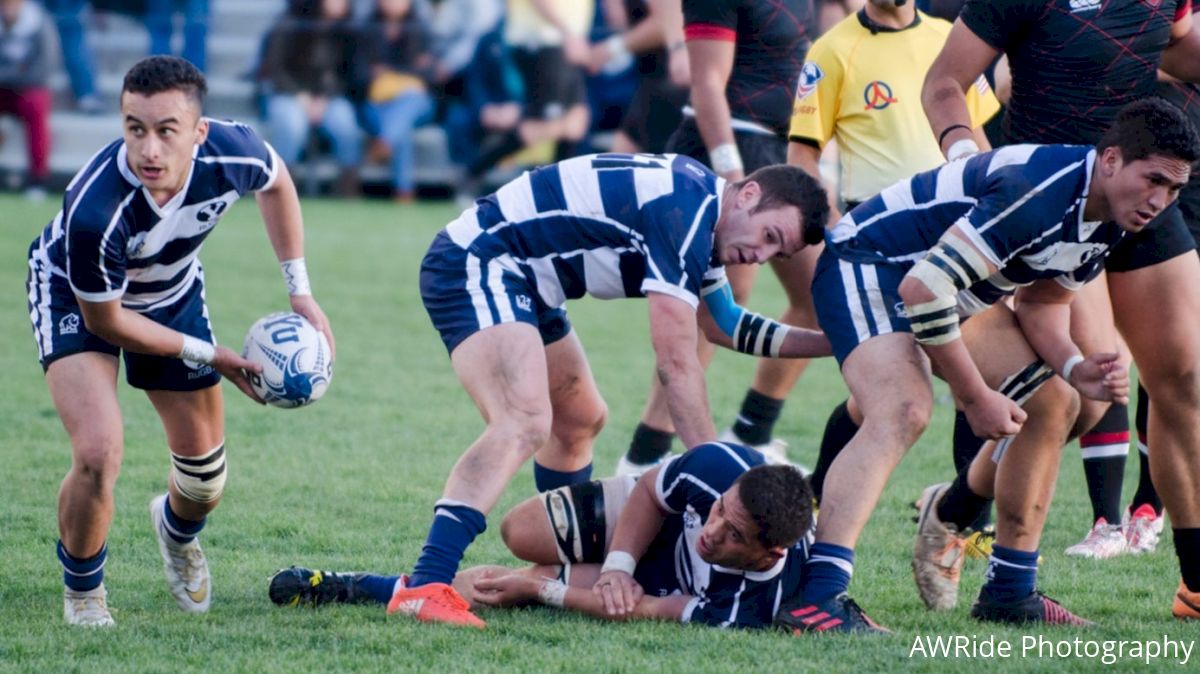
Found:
[717,429,810,475]
[150,494,211,613]
[614,454,669,479]
[1122,504,1164,554]
[1064,517,1127,559]
[912,483,966,611]
[64,584,115,627]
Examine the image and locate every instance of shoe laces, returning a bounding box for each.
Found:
[1038,593,1091,626]
[67,593,111,621]
[428,584,471,611]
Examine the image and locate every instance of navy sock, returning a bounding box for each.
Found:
[408,500,487,588]
[624,423,674,465]
[163,495,206,544]
[1080,403,1129,524]
[982,544,1039,604]
[810,400,859,503]
[534,462,593,492]
[802,542,854,603]
[354,574,405,604]
[1175,529,1200,593]
[730,389,785,446]
[58,540,106,592]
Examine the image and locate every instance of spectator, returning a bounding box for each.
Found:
[259,0,368,197]
[0,0,55,199]
[145,0,209,72]
[362,0,435,203]
[440,21,524,169]
[42,0,102,113]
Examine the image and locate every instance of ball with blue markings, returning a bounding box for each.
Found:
[242,312,333,408]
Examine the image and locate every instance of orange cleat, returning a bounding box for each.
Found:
[1173,581,1200,620]
[387,582,485,629]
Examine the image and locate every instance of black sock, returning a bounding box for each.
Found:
[1132,383,1163,514]
[1175,528,1200,592]
[468,130,524,178]
[810,400,858,503]
[624,423,674,465]
[1080,402,1129,523]
[952,410,986,472]
[937,469,993,532]
[730,388,786,446]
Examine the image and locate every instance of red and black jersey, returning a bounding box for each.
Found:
[961,0,1191,145]
[683,0,819,137]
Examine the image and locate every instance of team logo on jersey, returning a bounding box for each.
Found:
[1069,0,1100,13]
[795,62,824,101]
[196,200,228,224]
[863,81,898,110]
[127,231,148,258]
[515,294,533,311]
[59,313,80,335]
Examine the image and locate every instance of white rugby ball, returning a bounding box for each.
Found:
[242,312,333,408]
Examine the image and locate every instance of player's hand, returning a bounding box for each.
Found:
[212,345,264,404]
[563,34,590,66]
[1069,352,1129,404]
[290,294,336,360]
[472,572,537,607]
[584,42,611,74]
[593,570,642,616]
[962,389,1026,439]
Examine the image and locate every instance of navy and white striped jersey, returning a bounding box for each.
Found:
[443,153,728,310]
[827,144,1125,297]
[652,443,810,629]
[28,119,280,312]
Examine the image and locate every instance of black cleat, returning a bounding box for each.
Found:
[268,566,369,607]
[970,590,1093,626]
[775,593,890,634]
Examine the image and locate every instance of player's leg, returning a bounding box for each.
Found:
[1125,382,1165,553]
[501,475,637,565]
[534,329,608,491]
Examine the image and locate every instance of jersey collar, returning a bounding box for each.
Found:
[857,7,922,34]
[117,142,200,217]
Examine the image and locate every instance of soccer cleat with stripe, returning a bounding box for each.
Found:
[1174,582,1200,620]
[1064,517,1126,559]
[971,590,1093,626]
[912,483,965,611]
[64,584,115,627]
[268,566,388,607]
[387,582,485,628]
[150,493,211,613]
[1123,504,1164,554]
[774,593,889,634]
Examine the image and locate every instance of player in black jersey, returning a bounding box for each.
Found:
[922,0,1200,621]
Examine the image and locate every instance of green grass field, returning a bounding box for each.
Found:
[1,194,1194,673]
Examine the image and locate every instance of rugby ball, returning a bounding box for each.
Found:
[242,312,333,408]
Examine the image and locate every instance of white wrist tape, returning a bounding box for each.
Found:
[281,257,312,296]
[179,334,216,364]
[601,550,637,576]
[538,580,568,608]
[710,142,744,175]
[1061,354,1085,383]
[947,139,980,162]
[606,34,630,62]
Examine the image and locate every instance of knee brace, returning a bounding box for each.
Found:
[171,443,227,503]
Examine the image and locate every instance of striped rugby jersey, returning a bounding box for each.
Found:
[28,119,280,312]
[653,443,811,629]
[827,144,1125,299]
[443,153,729,310]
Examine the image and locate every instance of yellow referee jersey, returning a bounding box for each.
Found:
[788,10,999,204]
[506,0,595,48]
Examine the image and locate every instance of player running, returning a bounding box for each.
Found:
[26,56,334,627]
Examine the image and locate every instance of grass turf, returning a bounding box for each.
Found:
[1,194,1193,673]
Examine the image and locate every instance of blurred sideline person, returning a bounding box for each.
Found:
[380,154,831,627]
[791,100,1192,631]
[618,0,822,476]
[784,0,999,505]
[0,0,56,199]
[922,0,1200,618]
[25,56,335,627]
[270,444,824,631]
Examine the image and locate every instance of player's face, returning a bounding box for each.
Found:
[715,182,805,265]
[121,89,207,201]
[1102,150,1190,233]
[696,488,776,570]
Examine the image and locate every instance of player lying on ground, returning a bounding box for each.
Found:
[384,154,831,627]
[26,56,335,628]
[269,442,825,631]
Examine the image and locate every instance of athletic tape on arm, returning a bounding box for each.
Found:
[700,278,791,357]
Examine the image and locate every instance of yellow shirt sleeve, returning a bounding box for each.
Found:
[966,74,1001,129]
[788,38,841,149]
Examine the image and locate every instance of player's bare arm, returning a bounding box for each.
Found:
[687,38,742,180]
[922,20,1000,159]
[474,569,693,622]
[696,282,832,358]
[593,465,670,616]
[1161,8,1200,83]
[1015,279,1129,404]
[647,292,717,448]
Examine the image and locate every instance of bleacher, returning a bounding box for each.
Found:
[0,0,456,193]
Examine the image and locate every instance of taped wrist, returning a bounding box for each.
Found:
[701,277,791,357]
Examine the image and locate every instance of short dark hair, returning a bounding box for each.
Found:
[1096,98,1200,166]
[739,164,831,246]
[734,464,814,549]
[122,56,207,111]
